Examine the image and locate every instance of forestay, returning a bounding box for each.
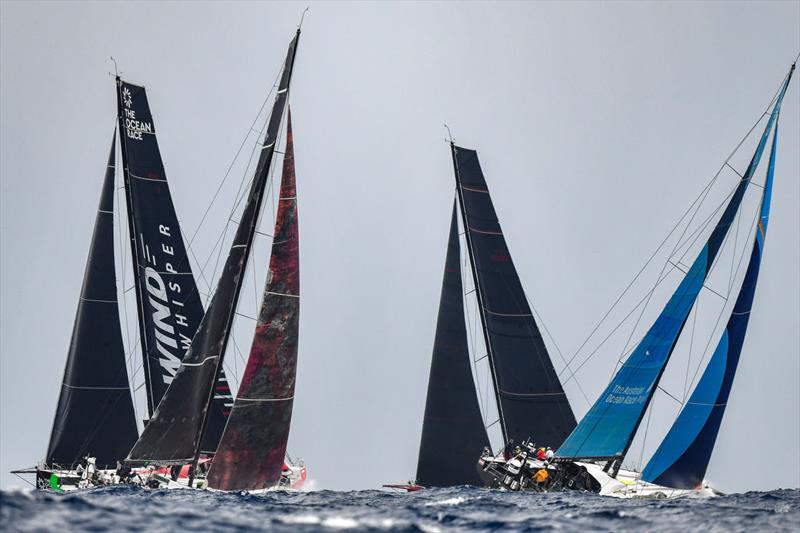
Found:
[207,111,300,491]
[416,202,490,487]
[556,71,793,464]
[124,31,300,467]
[643,66,793,488]
[46,133,139,468]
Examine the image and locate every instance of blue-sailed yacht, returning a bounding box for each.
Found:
[479,62,795,497]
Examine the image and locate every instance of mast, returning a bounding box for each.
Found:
[450,142,576,449]
[450,142,508,444]
[123,30,301,485]
[46,131,138,468]
[115,77,154,415]
[556,65,794,475]
[115,77,232,449]
[643,75,789,487]
[206,110,300,491]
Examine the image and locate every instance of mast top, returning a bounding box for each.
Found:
[298,7,309,31]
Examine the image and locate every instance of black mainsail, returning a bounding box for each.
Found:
[451,143,576,447]
[46,133,138,469]
[124,31,300,473]
[416,202,490,487]
[115,78,231,451]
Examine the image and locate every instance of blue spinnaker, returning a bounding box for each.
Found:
[642,109,784,488]
[556,68,793,462]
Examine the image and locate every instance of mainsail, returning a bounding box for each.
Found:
[115,78,231,450]
[451,143,577,447]
[642,94,788,488]
[124,30,300,468]
[207,111,300,491]
[46,133,138,468]
[416,202,490,487]
[555,70,793,469]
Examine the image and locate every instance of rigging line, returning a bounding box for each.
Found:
[658,385,683,405]
[567,175,758,458]
[521,283,591,407]
[184,63,284,252]
[558,179,738,385]
[729,201,744,295]
[611,174,742,380]
[558,168,721,380]
[684,191,762,401]
[683,298,700,400]
[635,395,656,479]
[559,264,682,388]
[461,214,488,424]
[560,83,780,381]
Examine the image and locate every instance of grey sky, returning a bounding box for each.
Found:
[1,1,798,493]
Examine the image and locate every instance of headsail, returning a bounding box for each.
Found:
[556,71,794,467]
[416,201,490,487]
[642,86,789,488]
[46,133,138,468]
[452,144,576,447]
[115,78,231,451]
[207,110,300,491]
[124,30,300,467]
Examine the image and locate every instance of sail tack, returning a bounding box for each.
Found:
[207,111,300,491]
[452,144,576,447]
[556,71,793,464]
[124,31,300,466]
[416,202,490,487]
[46,133,138,468]
[643,108,787,488]
[115,79,231,451]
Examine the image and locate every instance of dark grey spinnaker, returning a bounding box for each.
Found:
[124,31,301,481]
[46,133,139,469]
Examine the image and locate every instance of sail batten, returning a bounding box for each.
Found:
[416,201,490,487]
[452,144,577,448]
[207,110,300,491]
[115,78,230,450]
[46,132,138,469]
[124,31,300,469]
[642,98,788,487]
[555,68,794,465]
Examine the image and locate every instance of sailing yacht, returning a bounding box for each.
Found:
[122,28,305,492]
[11,28,306,492]
[478,62,795,497]
[10,75,233,492]
[408,141,577,489]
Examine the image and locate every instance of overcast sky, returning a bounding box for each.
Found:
[1,1,798,493]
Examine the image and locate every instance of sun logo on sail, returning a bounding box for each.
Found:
[123,87,132,108]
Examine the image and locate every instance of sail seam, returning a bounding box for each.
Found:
[62,384,130,390]
[468,225,502,235]
[80,297,117,303]
[499,390,567,397]
[265,290,299,298]
[235,396,294,403]
[180,355,219,367]
[129,173,166,182]
[483,307,533,317]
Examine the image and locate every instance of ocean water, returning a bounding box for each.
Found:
[1,485,798,532]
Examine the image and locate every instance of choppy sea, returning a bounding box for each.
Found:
[1,485,798,532]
